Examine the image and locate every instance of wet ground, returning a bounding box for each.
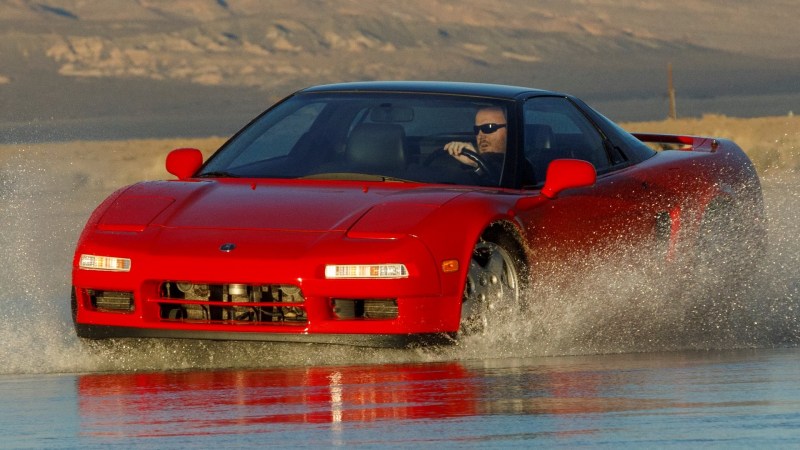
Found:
[2,349,800,447]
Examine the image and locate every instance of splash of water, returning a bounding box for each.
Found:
[1,146,797,374]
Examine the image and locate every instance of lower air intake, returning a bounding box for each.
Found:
[89,290,134,312]
[332,299,398,320]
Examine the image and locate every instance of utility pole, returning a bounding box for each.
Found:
[667,62,677,119]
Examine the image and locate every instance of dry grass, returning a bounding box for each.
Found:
[622,114,800,176]
[1,115,797,193]
[0,137,225,192]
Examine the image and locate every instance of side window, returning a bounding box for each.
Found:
[523,97,609,183]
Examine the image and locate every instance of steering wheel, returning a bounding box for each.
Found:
[423,148,493,178]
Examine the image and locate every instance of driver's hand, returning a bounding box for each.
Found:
[444,141,478,167]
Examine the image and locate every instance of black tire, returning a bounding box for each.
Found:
[459,234,525,336]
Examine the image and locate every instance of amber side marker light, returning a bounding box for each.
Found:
[442,259,459,273]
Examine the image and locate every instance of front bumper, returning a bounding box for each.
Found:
[72,229,467,341]
[72,322,454,347]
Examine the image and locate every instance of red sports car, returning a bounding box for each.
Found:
[71,81,765,345]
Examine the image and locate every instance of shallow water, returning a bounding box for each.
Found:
[0,145,798,445]
[2,349,800,447]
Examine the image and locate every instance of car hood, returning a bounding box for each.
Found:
[97,179,468,234]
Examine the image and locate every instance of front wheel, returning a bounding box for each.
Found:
[459,237,524,336]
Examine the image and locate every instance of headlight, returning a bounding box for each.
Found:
[79,254,132,272]
[324,264,408,279]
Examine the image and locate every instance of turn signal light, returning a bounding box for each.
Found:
[325,264,408,279]
[79,254,131,272]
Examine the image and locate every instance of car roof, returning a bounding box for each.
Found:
[299,81,557,100]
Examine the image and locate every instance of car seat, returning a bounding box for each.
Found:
[345,123,407,173]
[524,123,556,184]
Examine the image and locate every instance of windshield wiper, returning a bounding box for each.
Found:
[197,171,240,178]
[380,176,413,183]
[301,172,411,182]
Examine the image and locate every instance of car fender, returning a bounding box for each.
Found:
[409,190,528,298]
[73,183,137,259]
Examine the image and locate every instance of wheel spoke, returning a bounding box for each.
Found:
[460,239,522,336]
[485,251,506,281]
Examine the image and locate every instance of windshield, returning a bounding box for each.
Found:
[199,92,513,186]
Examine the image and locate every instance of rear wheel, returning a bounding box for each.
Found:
[697,199,766,282]
[459,236,525,336]
[689,199,767,340]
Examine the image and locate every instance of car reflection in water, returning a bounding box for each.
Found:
[76,361,695,441]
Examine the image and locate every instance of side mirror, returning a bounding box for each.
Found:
[166,148,203,180]
[541,159,596,199]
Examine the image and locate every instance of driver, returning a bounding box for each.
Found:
[444,106,507,174]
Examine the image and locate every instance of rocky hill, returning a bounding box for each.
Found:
[1,0,799,142]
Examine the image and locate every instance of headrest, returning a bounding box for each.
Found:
[525,124,554,152]
[345,123,406,170]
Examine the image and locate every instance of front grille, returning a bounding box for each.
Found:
[156,282,307,325]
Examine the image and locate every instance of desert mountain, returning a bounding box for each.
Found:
[1,0,798,142]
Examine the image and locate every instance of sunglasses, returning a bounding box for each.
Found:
[473,123,507,135]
